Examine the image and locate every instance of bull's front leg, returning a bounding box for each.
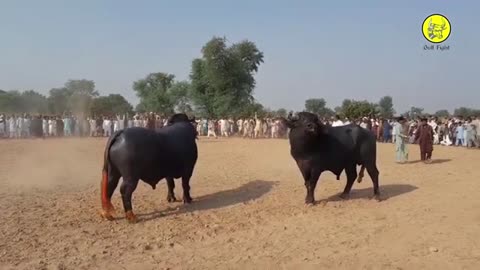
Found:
[120,179,139,223]
[297,160,312,204]
[306,170,321,204]
[297,160,320,205]
[166,177,177,203]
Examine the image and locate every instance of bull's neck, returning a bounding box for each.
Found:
[289,133,322,157]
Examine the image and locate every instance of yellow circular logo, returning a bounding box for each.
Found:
[422,14,451,43]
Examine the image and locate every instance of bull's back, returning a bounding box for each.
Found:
[109,126,197,179]
[331,124,377,164]
[157,123,198,161]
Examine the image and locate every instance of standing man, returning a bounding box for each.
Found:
[393,116,409,163]
[332,115,344,127]
[465,118,476,148]
[0,114,5,138]
[207,119,217,139]
[16,115,24,138]
[474,116,480,147]
[146,112,155,130]
[382,119,391,143]
[9,115,17,138]
[415,118,434,163]
[104,117,112,137]
[455,122,464,146]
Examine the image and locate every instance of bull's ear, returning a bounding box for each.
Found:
[279,117,295,129]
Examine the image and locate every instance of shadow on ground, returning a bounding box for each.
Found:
[324,184,418,202]
[138,179,277,222]
[408,159,451,164]
[197,139,225,143]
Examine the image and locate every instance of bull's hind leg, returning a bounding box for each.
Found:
[100,167,120,220]
[166,177,177,203]
[366,164,381,201]
[340,166,357,200]
[181,175,193,204]
[120,178,139,223]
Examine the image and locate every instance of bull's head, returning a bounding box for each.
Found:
[428,18,447,40]
[167,113,196,125]
[280,112,324,136]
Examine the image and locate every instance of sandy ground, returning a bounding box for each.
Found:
[1,137,480,270]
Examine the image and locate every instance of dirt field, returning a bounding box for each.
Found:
[1,137,479,270]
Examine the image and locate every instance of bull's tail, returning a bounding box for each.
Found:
[101,130,123,217]
[357,165,365,183]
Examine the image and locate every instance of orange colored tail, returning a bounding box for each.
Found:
[101,170,110,210]
[100,130,123,212]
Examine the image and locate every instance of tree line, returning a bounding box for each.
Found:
[0,80,133,117]
[304,96,480,120]
[1,36,479,119]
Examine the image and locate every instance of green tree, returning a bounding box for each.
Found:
[453,107,480,118]
[377,96,395,118]
[0,90,49,114]
[48,87,70,114]
[242,102,267,118]
[133,72,176,114]
[434,109,450,118]
[275,108,287,118]
[190,36,264,118]
[168,81,193,114]
[405,106,425,119]
[91,94,134,116]
[0,90,22,113]
[334,106,342,114]
[305,98,327,115]
[20,90,49,114]
[46,79,98,116]
[65,79,99,116]
[341,99,378,119]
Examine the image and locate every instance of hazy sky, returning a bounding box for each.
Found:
[0,0,478,113]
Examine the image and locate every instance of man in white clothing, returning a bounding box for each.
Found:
[0,115,5,138]
[9,116,17,138]
[220,119,229,137]
[343,118,351,125]
[104,118,112,137]
[332,115,344,127]
[207,120,217,138]
[360,117,369,129]
[16,116,24,138]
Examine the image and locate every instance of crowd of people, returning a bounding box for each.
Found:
[329,115,480,164]
[0,113,291,139]
[1,112,479,153]
[327,115,480,147]
[0,113,168,138]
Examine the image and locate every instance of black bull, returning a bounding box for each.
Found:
[281,112,380,204]
[100,114,198,223]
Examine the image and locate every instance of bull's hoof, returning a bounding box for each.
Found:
[371,193,383,202]
[357,177,363,183]
[305,197,315,205]
[125,211,137,224]
[304,202,315,207]
[339,193,350,200]
[167,195,177,203]
[183,197,193,204]
[100,210,115,221]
